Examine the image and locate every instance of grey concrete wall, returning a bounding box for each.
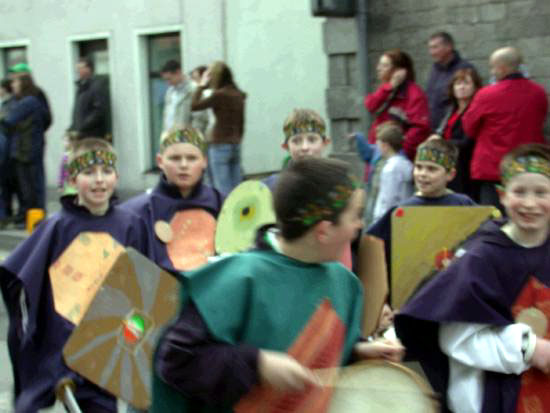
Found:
[324,0,550,161]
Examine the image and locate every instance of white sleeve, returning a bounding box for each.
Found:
[439,322,533,374]
[439,322,534,413]
[373,163,400,220]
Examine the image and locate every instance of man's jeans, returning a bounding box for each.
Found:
[208,143,242,195]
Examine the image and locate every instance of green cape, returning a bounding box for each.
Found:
[151,249,364,412]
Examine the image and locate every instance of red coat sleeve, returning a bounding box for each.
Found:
[461,90,487,140]
[402,85,431,160]
[365,83,394,113]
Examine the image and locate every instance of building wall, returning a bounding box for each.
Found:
[0,0,328,193]
[325,0,550,164]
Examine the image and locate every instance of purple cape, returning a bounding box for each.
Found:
[0,195,149,412]
[394,220,550,413]
[121,176,223,273]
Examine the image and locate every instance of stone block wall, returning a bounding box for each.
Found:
[324,0,550,163]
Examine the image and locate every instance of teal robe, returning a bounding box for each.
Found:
[151,249,364,412]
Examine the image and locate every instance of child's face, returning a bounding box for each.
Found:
[377,140,391,157]
[500,173,550,235]
[323,189,365,260]
[157,142,207,195]
[413,160,454,197]
[72,164,117,211]
[283,133,329,160]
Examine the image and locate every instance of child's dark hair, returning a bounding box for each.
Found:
[376,121,404,152]
[273,157,357,240]
[416,138,458,170]
[500,143,550,184]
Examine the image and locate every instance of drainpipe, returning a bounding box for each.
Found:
[355,0,370,134]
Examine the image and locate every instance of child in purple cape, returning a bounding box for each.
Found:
[395,143,550,412]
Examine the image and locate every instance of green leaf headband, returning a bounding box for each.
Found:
[415,147,455,171]
[68,150,117,178]
[283,119,326,143]
[501,155,550,184]
[160,127,207,154]
[291,176,359,227]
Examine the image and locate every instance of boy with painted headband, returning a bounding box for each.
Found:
[0,138,149,412]
[262,108,330,190]
[151,157,404,412]
[395,143,550,412]
[122,126,223,274]
[367,138,476,286]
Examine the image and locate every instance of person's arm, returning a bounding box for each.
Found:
[439,322,535,374]
[364,83,394,113]
[353,133,378,163]
[373,164,402,221]
[79,80,108,132]
[402,88,431,160]
[461,92,485,140]
[3,97,36,127]
[155,301,260,406]
[191,87,218,111]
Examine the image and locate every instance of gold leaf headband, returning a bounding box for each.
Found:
[283,119,326,143]
[68,150,117,178]
[415,147,455,171]
[501,155,550,184]
[290,176,359,227]
[160,127,207,154]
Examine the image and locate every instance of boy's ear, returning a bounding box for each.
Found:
[313,220,333,244]
[155,153,163,169]
[281,142,289,150]
[68,175,77,187]
[323,137,332,146]
[446,168,457,182]
[496,184,506,202]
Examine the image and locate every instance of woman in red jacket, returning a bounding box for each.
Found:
[365,49,431,160]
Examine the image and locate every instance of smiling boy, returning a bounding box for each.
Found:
[396,143,550,413]
[0,138,149,413]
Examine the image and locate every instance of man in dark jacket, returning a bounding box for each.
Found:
[68,57,111,140]
[426,32,475,130]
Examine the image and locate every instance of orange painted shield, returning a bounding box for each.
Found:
[166,209,217,271]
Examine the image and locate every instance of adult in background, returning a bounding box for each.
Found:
[435,67,482,200]
[8,63,52,132]
[160,60,206,133]
[192,61,246,195]
[68,56,111,140]
[0,74,47,228]
[0,79,16,224]
[462,46,548,209]
[9,63,53,211]
[426,32,475,130]
[365,49,431,161]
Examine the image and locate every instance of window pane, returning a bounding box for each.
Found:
[4,47,27,70]
[147,32,180,166]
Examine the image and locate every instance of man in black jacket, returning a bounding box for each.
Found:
[68,56,111,140]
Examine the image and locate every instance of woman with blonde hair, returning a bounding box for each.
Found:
[191,61,246,195]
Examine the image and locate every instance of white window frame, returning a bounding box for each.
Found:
[66,32,115,142]
[134,25,184,171]
[0,39,31,77]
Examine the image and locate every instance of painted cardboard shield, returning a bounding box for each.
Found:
[357,235,389,336]
[165,208,217,270]
[215,180,276,254]
[391,206,497,309]
[49,232,124,325]
[63,248,180,410]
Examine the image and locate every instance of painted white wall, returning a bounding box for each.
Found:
[225,0,328,174]
[0,0,327,191]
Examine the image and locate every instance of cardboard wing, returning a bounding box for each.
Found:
[63,247,180,410]
[356,235,389,337]
[391,206,497,309]
[49,232,124,325]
